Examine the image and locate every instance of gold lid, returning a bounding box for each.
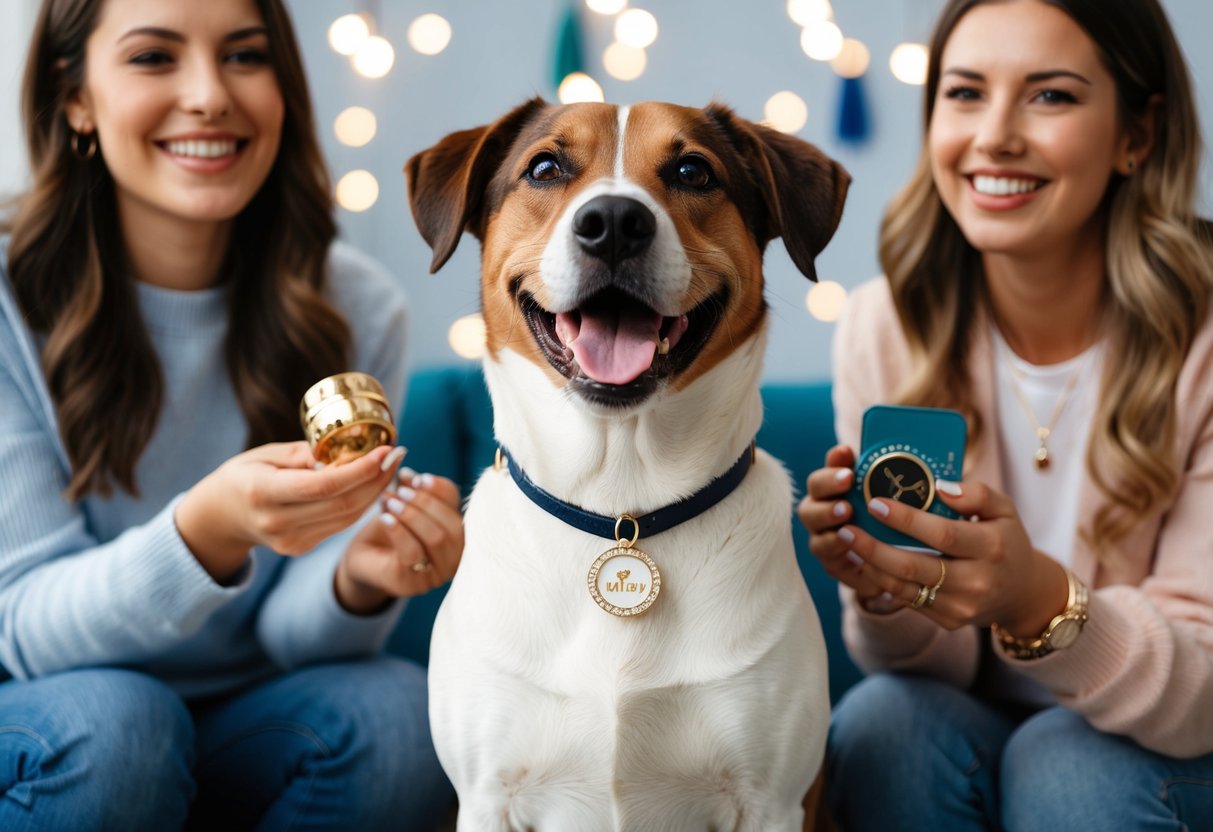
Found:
[299,372,397,465]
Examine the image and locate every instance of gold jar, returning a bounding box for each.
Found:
[300,372,397,465]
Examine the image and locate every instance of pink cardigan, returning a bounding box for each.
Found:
[833,278,1213,758]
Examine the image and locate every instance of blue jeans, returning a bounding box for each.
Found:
[0,657,452,831]
[827,673,1213,831]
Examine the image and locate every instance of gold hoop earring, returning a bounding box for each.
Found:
[71,130,97,161]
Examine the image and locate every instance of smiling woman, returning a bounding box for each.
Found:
[0,0,460,828]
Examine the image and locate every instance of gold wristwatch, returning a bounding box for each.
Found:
[992,569,1089,660]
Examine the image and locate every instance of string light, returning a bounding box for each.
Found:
[586,0,628,14]
[335,170,379,212]
[786,0,833,26]
[407,14,452,56]
[448,314,487,359]
[800,20,843,61]
[615,8,658,49]
[890,42,929,85]
[603,42,647,81]
[333,106,377,147]
[764,91,809,134]
[831,38,870,78]
[558,72,605,103]
[328,14,369,56]
[352,35,394,79]
[806,281,848,322]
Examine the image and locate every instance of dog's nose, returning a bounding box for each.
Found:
[573,196,656,267]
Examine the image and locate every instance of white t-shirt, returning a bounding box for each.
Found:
[991,328,1103,567]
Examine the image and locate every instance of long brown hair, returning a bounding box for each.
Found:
[4,0,350,499]
[882,0,1213,555]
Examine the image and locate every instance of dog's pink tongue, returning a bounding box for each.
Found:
[566,308,663,385]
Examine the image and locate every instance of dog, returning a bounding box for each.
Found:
[406,99,849,832]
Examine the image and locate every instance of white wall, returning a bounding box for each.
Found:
[2,0,1212,381]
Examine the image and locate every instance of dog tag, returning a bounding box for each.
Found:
[587,545,661,616]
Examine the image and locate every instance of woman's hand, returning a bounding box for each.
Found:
[797,445,894,609]
[838,479,1069,635]
[333,469,464,614]
[176,442,404,582]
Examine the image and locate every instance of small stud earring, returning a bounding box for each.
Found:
[1125,157,1136,173]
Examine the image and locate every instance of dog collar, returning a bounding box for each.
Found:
[496,442,755,541]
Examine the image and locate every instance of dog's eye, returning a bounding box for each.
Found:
[527,154,563,182]
[676,157,714,189]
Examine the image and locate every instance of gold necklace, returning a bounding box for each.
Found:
[1001,352,1086,470]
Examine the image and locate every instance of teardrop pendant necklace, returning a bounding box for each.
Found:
[1001,355,1085,470]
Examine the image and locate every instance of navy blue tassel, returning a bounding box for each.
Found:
[836,76,871,144]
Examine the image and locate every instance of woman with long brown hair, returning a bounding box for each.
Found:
[0,0,460,827]
[799,0,1213,827]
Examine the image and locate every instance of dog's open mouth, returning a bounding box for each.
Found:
[520,286,725,405]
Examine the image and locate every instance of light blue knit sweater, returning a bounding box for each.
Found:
[0,238,410,698]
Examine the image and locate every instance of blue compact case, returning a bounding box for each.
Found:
[848,404,967,550]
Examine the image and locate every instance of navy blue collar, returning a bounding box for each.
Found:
[500,443,755,541]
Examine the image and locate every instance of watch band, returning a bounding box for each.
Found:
[992,569,1089,660]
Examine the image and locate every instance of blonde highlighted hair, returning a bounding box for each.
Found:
[883,0,1213,556]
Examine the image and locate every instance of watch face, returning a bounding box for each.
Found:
[1049,618,1081,649]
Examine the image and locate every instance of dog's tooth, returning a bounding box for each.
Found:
[656,337,670,356]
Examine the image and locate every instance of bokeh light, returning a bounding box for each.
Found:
[831,38,870,78]
[603,42,647,81]
[328,14,369,56]
[615,9,659,49]
[587,0,628,13]
[801,20,843,61]
[558,72,606,104]
[890,42,929,85]
[806,281,848,322]
[352,36,395,79]
[333,106,377,147]
[786,0,833,26]
[335,170,379,212]
[448,314,487,359]
[764,91,809,134]
[407,14,452,56]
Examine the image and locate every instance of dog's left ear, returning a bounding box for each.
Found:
[405,98,549,273]
[705,104,850,282]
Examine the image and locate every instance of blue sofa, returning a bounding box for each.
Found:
[385,366,863,704]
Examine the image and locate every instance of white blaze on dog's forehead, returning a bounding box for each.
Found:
[614,105,629,179]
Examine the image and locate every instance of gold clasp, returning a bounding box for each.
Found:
[614,514,640,548]
[494,447,506,471]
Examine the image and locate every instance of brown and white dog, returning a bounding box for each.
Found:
[406,99,849,831]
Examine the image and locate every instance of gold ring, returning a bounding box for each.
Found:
[410,559,432,573]
[910,584,930,609]
[931,558,947,592]
[924,586,938,608]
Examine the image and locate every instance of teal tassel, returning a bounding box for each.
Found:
[837,76,871,144]
[552,4,586,91]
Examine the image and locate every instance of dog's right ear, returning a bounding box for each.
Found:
[405,98,549,274]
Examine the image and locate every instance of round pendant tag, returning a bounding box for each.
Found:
[587,546,661,617]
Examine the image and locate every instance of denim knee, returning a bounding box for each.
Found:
[1001,707,1203,831]
[0,668,194,830]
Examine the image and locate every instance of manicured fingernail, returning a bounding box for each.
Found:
[398,466,417,481]
[396,486,417,502]
[313,462,325,470]
[835,468,852,483]
[867,591,898,612]
[837,527,855,544]
[378,513,398,527]
[380,446,406,472]
[845,550,864,568]
[386,497,405,514]
[868,499,890,517]
[937,479,962,496]
[417,473,435,488]
[832,501,848,518]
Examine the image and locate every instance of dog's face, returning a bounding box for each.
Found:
[407,100,849,409]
